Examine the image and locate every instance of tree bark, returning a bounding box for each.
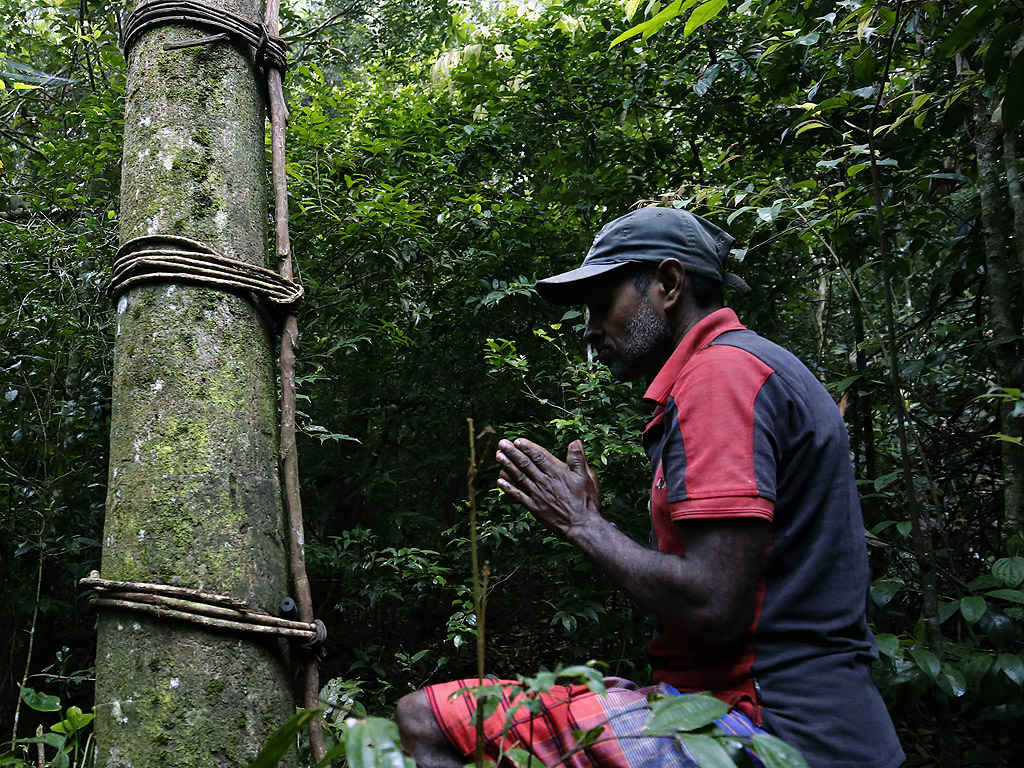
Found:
[93,1,295,765]
[971,85,1024,542]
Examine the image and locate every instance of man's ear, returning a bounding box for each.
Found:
[654,259,687,310]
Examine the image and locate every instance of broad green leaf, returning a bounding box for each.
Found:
[938,600,959,624]
[345,717,413,768]
[934,0,998,60]
[936,666,967,697]
[794,120,829,136]
[960,596,987,624]
[870,580,900,607]
[910,648,941,681]
[993,557,1024,587]
[875,633,901,659]
[503,747,542,768]
[314,741,348,768]
[572,725,606,750]
[987,589,1024,605]
[609,0,684,48]
[245,709,319,768]
[18,685,61,712]
[960,653,994,687]
[750,732,811,768]
[645,693,730,735]
[677,733,735,768]
[13,733,65,749]
[997,654,1024,686]
[683,0,728,38]
[984,21,1021,83]
[1004,52,1024,130]
[874,472,900,492]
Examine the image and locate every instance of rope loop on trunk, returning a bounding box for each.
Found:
[82,572,327,647]
[123,0,287,72]
[109,234,304,310]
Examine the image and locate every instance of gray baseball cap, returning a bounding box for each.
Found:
[536,206,748,305]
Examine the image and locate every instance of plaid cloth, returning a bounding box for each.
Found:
[424,678,766,768]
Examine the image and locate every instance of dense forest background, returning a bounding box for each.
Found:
[3,0,1024,764]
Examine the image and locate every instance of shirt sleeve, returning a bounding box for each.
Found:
[659,344,778,522]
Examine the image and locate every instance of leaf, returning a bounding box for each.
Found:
[934,0,998,60]
[960,653,994,687]
[938,600,959,624]
[683,0,728,38]
[609,0,685,48]
[18,685,61,712]
[313,742,348,768]
[987,589,1024,605]
[245,708,319,768]
[345,717,413,768]
[644,693,730,735]
[960,596,987,624]
[677,733,736,768]
[503,747,542,768]
[874,633,901,659]
[750,732,811,768]
[997,654,1024,686]
[939,667,967,697]
[870,580,900,607]
[993,557,1024,587]
[910,648,941,681]
[13,733,65,749]
[1004,51,1024,130]
[984,21,1021,83]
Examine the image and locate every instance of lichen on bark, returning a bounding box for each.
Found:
[95,1,296,764]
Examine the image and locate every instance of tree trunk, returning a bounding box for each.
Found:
[971,86,1024,542]
[92,1,295,765]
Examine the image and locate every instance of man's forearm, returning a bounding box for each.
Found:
[566,516,762,646]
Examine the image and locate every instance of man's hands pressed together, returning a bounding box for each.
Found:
[495,436,769,647]
[494,438,602,543]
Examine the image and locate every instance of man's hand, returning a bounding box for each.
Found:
[495,438,601,540]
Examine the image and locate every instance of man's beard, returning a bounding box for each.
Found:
[605,300,673,381]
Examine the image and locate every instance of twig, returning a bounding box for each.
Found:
[89,598,319,640]
[262,0,327,758]
[12,519,45,743]
[467,418,488,768]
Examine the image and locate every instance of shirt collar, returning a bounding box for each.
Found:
[643,307,747,405]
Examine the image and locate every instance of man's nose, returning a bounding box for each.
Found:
[583,320,601,345]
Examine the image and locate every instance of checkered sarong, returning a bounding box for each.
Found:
[425,678,766,768]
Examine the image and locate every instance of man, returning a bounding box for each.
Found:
[397,206,904,768]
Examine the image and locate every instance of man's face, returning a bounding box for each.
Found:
[583,273,673,381]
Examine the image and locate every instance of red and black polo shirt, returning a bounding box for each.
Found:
[641,308,904,768]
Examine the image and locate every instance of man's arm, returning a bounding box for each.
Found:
[496,437,769,647]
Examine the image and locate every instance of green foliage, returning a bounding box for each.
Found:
[3,0,1024,764]
[2,688,95,768]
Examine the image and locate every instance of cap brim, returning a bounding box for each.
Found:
[535,261,633,305]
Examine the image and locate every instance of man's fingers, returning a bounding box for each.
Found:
[497,477,539,514]
[515,438,560,470]
[496,438,544,482]
[496,449,536,490]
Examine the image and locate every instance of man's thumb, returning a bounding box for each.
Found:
[567,440,588,474]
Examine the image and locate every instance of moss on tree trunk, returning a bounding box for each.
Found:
[94,1,295,765]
